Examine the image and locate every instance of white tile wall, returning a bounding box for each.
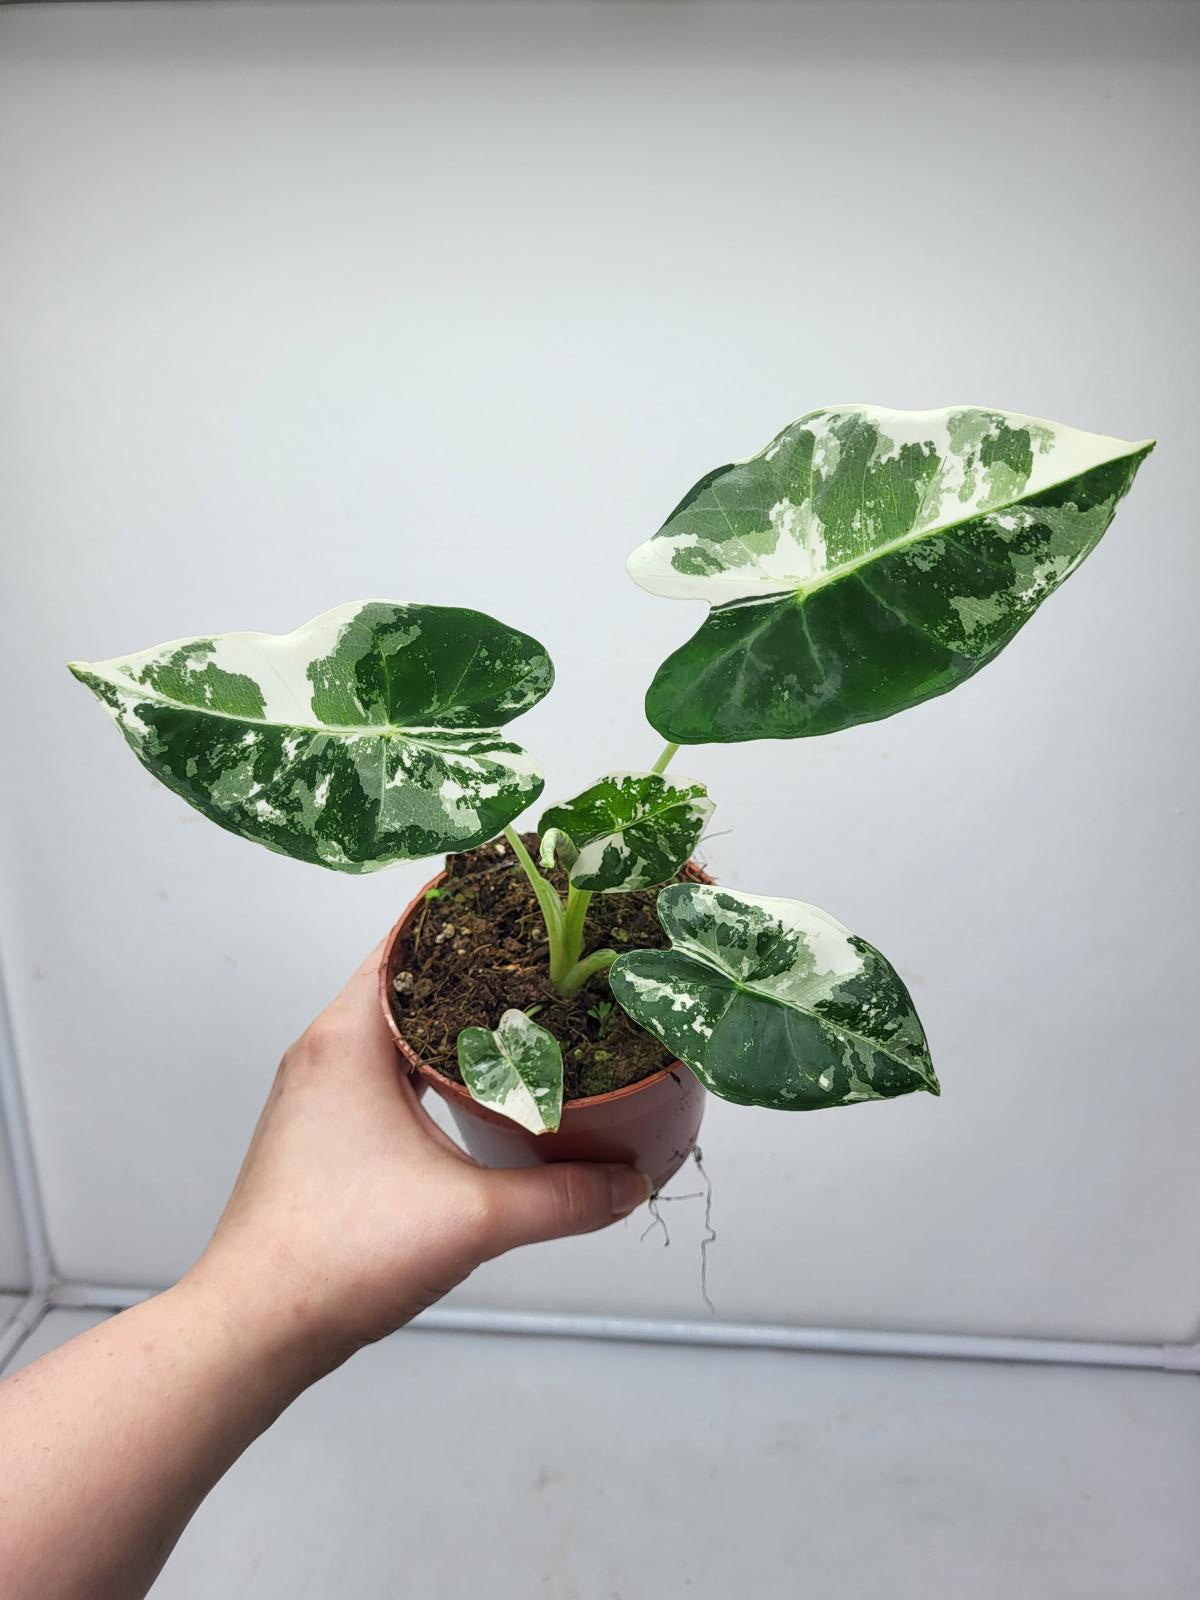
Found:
[1,0,1197,1340]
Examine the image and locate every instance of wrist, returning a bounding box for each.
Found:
[176,1242,359,1399]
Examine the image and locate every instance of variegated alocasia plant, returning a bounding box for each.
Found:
[72,405,1151,1137]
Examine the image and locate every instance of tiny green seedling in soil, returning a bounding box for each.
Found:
[70,406,1153,1134]
[588,999,617,1039]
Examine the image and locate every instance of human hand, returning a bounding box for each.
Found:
[184,939,652,1373]
[0,940,653,1600]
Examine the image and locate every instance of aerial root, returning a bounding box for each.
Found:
[637,1147,717,1314]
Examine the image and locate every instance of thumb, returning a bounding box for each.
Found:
[476,1162,653,1255]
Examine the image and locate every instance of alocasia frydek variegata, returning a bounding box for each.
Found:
[72,405,1152,1131]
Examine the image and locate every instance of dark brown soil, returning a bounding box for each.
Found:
[388,833,702,1100]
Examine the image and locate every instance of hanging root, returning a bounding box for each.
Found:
[694,1145,717,1316]
[640,1193,670,1246]
[637,1147,718,1315]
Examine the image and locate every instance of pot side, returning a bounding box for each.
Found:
[378,866,708,1192]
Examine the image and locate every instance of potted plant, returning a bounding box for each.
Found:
[70,405,1152,1191]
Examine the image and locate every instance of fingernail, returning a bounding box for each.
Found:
[610,1169,654,1217]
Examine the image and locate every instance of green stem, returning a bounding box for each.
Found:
[509,734,683,997]
[561,883,593,972]
[503,825,567,972]
[556,947,619,998]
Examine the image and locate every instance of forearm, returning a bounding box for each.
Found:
[0,945,647,1599]
[0,1266,335,1600]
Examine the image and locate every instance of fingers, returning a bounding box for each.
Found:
[302,936,392,1059]
[314,934,403,1060]
[475,1163,652,1256]
[314,938,476,1163]
[333,936,391,1017]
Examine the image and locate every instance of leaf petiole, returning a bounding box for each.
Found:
[651,741,680,775]
[503,825,567,968]
[556,947,619,999]
[560,883,593,974]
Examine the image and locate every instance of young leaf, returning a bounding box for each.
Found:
[628,406,1153,742]
[457,1009,564,1134]
[609,883,938,1111]
[537,772,713,893]
[69,600,552,873]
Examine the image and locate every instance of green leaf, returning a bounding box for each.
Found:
[628,406,1153,742]
[69,600,553,872]
[538,771,713,893]
[457,1009,564,1134]
[609,883,938,1111]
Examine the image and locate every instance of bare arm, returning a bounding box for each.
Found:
[0,941,650,1599]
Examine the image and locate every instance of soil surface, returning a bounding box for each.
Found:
[389,833,703,1100]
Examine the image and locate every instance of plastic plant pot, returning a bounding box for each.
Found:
[378,867,708,1192]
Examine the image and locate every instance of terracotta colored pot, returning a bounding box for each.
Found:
[378,866,708,1191]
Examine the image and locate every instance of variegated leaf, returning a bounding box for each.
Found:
[609,883,937,1111]
[537,771,713,892]
[457,1009,564,1133]
[69,601,552,873]
[628,406,1153,742]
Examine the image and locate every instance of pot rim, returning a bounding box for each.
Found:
[377,856,711,1114]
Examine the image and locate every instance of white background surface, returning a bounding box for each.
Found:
[0,1141,27,1289]
[1,1306,110,1374]
[5,1316,1193,1600]
[1,0,1197,1339]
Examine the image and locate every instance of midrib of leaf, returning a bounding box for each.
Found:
[668,934,922,1072]
[705,439,1152,616]
[582,785,701,846]
[83,673,507,743]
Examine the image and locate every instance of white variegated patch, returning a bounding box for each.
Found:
[457,1009,564,1134]
[629,406,1153,743]
[628,406,1151,605]
[70,600,553,872]
[610,883,938,1111]
[538,771,713,893]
